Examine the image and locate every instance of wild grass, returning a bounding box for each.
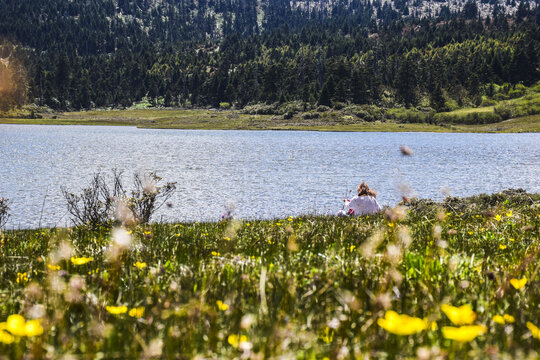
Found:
[0,190,539,358]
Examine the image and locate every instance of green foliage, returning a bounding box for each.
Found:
[494,92,540,119]
[480,97,498,107]
[340,104,384,122]
[434,111,503,125]
[0,0,538,111]
[242,103,278,115]
[301,112,320,120]
[430,87,540,124]
[387,108,435,123]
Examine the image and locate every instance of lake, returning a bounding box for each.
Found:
[1,124,539,228]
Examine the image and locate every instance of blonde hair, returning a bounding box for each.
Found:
[357,182,377,198]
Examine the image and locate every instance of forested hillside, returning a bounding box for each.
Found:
[0,0,538,111]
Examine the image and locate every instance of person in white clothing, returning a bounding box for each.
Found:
[339,182,382,216]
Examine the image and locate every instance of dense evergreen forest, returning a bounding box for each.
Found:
[0,0,538,111]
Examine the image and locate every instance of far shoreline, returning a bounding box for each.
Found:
[1,108,539,133]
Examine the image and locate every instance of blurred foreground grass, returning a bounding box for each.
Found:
[0,189,539,359]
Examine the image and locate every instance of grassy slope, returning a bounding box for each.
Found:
[0,191,539,358]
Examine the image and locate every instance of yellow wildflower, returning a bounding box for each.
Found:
[276,222,281,226]
[216,300,229,311]
[527,322,540,339]
[499,244,507,250]
[349,245,356,252]
[144,231,151,235]
[105,305,128,315]
[24,319,44,337]
[128,307,145,318]
[503,314,515,323]
[2,315,43,337]
[493,314,515,325]
[16,272,29,284]
[510,277,527,290]
[388,222,394,228]
[468,231,474,235]
[211,251,220,256]
[6,315,27,336]
[288,217,293,222]
[494,215,502,221]
[47,264,60,271]
[377,311,429,335]
[0,329,14,344]
[320,326,334,343]
[441,304,476,325]
[442,325,486,342]
[506,210,513,217]
[509,238,515,242]
[71,257,93,265]
[228,334,248,348]
[133,261,147,269]
[223,237,231,241]
[245,223,250,227]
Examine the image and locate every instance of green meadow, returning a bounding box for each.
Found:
[0,190,539,358]
[1,108,538,133]
[1,83,540,132]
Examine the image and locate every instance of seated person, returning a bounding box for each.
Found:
[339,182,382,216]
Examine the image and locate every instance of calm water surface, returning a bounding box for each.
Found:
[1,125,539,228]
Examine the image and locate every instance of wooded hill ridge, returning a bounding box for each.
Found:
[0,0,538,113]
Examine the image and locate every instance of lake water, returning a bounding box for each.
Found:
[1,124,539,228]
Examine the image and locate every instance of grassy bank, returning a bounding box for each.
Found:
[0,190,539,358]
[1,108,539,132]
[2,84,540,132]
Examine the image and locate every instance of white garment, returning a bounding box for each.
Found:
[339,195,381,216]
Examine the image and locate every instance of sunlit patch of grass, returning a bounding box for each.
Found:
[0,190,538,357]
